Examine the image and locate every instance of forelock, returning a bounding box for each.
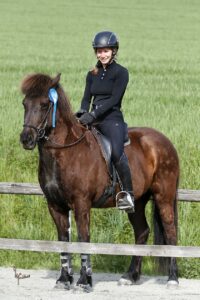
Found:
[21,73,52,97]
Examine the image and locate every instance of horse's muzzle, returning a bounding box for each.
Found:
[20,129,37,150]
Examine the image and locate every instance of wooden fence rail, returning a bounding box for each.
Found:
[0,182,199,258]
[0,238,200,258]
[0,182,200,202]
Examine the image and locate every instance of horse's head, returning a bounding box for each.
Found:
[20,73,61,150]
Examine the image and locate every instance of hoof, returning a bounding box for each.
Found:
[73,284,93,293]
[167,280,179,289]
[118,272,134,285]
[118,272,140,285]
[54,280,71,290]
[118,277,133,286]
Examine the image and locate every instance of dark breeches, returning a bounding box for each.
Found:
[96,120,125,163]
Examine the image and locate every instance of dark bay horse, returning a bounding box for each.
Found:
[20,73,179,291]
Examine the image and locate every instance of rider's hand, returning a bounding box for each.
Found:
[79,111,96,125]
[75,109,87,118]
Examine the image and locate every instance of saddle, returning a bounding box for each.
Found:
[91,126,130,208]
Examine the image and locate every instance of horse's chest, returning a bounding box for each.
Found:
[39,154,68,207]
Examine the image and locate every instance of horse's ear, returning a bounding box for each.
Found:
[51,73,61,88]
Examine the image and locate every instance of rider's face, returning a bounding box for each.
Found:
[96,48,113,66]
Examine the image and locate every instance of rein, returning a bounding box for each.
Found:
[23,103,87,149]
[44,130,86,148]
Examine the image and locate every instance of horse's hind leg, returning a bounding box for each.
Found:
[119,193,150,285]
[153,180,179,286]
[48,204,73,289]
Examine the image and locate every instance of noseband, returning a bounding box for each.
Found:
[23,103,53,141]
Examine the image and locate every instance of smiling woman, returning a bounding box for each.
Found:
[76,31,136,213]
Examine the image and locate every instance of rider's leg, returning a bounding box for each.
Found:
[114,152,135,212]
[96,120,135,213]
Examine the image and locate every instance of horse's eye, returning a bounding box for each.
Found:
[41,103,49,110]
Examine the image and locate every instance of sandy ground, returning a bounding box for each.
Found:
[0,267,199,300]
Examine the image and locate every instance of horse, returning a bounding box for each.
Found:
[20,73,179,291]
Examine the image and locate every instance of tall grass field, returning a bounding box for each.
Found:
[0,0,199,278]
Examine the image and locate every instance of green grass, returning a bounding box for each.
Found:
[0,0,200,278]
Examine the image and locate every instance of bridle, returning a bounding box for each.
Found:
[23,102,86,148]
[23,103,53,141]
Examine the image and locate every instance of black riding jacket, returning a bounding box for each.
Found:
[80,61,129,121]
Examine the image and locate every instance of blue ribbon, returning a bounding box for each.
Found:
[48,88,58,128]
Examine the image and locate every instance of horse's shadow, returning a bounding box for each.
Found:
[42,270,167,286]
[138,275,168,285]
[41,270,121,287]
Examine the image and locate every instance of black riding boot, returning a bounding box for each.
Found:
[114,153,135,213]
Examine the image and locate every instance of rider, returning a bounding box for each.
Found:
[76,31,135,213]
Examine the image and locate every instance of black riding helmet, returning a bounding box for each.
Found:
[92,31,119,50]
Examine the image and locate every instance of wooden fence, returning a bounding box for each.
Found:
[0,182,200,202]
[0,182,200,258]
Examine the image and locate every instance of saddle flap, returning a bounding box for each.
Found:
[91,127,113,178]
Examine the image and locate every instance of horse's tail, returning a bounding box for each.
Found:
[153,178,179,274]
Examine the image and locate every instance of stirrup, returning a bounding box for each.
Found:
[116,191,135,213]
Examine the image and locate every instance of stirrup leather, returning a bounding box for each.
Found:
[116,191,135,212]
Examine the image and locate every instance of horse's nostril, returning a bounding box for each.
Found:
[27,135,33,145]
[20,131,36,149]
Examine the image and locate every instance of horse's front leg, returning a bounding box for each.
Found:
[48,204,74,290]
[74,204,92,291]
